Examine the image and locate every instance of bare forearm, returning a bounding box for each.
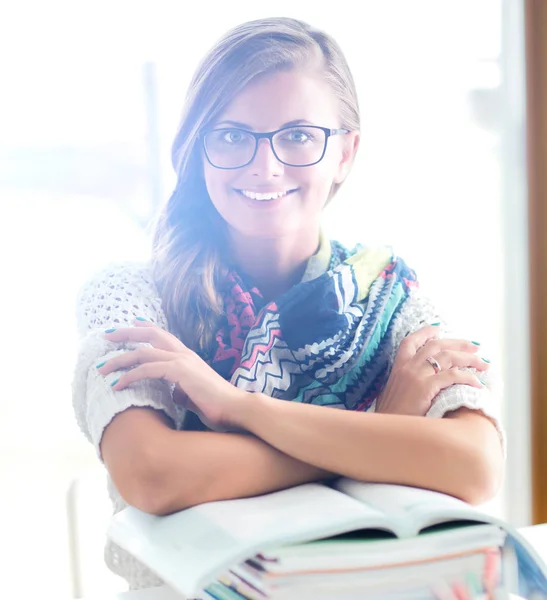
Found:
[101,407,332,515]
[149,430,334,515]
[236,395,504,504]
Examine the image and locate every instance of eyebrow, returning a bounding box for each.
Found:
[213,119,314,130]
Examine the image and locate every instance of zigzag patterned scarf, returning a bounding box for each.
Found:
[205,239,418,412]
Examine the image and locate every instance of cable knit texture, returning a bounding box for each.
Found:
[383,285,504,447]
[72,260,504,591]
[72,262,184,589]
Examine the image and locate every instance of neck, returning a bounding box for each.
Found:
[227,228,321,302]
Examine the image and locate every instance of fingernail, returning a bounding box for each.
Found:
[431,322,441,326]
[96,361,106,369]
[110,378,120,387]
[479,378,487,386]
[481,357,491,363]
[104,328,116,334]
[135,316,148,322]
[471,341,480,346]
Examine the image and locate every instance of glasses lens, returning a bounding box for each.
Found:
[204,129,255,168]
[272,126,326,166]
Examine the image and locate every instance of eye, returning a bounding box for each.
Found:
[282,128,314,144]
[221,129,246,144]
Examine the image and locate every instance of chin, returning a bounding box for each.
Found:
[231,221,298,239]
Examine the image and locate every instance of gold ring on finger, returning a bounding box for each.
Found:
[425,356,442,374]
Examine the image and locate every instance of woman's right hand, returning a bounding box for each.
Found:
[375,325,489,417]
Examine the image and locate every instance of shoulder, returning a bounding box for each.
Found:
[76,260,167,332]
[78,260,157,296]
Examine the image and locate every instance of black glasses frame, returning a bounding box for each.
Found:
[200,125,349,170]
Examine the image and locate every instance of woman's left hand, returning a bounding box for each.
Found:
[97,319,249,431]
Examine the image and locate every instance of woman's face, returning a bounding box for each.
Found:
[202,70,359,241]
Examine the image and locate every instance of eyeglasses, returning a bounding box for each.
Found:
[201,125,349,170]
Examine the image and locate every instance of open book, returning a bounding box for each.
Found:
[107,479,547,597]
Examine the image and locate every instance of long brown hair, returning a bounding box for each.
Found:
[150,17,360,356]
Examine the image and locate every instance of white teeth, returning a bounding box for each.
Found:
[240,190,289,201]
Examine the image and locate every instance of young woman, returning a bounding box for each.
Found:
[72,16,504,591]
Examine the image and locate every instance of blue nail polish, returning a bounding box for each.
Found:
[481,358,491,363]
[479,378,487,386]
[431,322,441,326]
[471,341,481,346]
[96,361,106,369]
[135,316,148,322]
[110,378,120,387]
[105,328,116,334]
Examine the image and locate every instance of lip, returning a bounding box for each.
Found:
[234,188,298,209]
[235,187,297,195]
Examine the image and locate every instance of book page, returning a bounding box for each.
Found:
[257,523,506,574]
[336,479,547,585]
[333,479,488,537]
[107,482,390,595]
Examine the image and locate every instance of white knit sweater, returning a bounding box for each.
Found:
[71,260,505,591]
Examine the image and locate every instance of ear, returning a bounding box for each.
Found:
[333,131,360,184]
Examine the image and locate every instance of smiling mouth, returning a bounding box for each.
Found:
[235,189,297,201]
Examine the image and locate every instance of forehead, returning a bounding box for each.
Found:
[214,70,340,130]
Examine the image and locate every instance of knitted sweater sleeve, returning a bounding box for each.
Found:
[383,286,506,453]
[71,261,185,460]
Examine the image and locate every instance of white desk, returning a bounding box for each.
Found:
[83,525,547,600]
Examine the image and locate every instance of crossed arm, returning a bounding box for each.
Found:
[99,321,504,515]
[101,399,504,516]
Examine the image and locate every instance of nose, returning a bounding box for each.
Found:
[248,138,284,178]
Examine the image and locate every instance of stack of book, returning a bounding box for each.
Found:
[108,479,545,599]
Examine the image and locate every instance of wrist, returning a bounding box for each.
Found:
[232,391,269,432]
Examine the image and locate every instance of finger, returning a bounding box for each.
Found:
[420,350,490,374]
[104,325,184,352]
[415,338,481,361]
[395,325,442,367]
[96,347,175,375]
[133,318,158,328]
[111,361,178,390]
[434,368,485,391]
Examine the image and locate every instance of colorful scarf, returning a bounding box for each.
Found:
[206,238,419,412]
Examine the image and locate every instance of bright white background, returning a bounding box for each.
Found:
[0,1,529,597]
